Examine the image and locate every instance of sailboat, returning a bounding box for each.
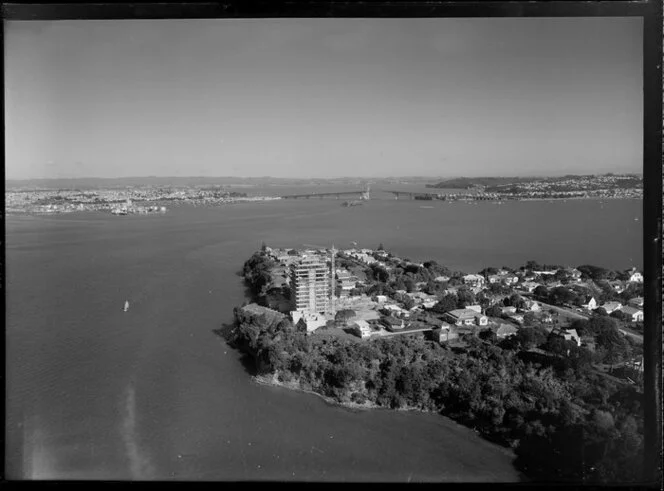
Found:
[124,300,130,312]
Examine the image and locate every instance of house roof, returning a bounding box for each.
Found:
[601,301,622,309]
[496,324,518,335]
[621,306,643,316]
[563,329,580,339]
[447,309,487,320]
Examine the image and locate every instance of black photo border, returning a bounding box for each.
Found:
[1,1,662,486]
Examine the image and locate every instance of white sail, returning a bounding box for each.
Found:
[124,301,129,311]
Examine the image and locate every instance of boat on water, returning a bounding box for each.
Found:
[342,200,362,207]
[124,300,130,312]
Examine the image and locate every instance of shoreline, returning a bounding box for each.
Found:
[253,373,380,411]
[252,372,517,459]
[253,372,433,415]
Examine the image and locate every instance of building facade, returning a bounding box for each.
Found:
[290,254,332,331]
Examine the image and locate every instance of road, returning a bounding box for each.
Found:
[536,301,589,320]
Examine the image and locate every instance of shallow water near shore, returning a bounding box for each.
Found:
[5,197,641,481]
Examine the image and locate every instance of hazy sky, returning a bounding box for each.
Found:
[5,17,642,179]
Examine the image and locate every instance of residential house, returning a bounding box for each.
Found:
[620,306,644,322]
[350,320,373,339]
[520,281,541,293]
[508,314,524,324]
[501,306,517,315]
[581,296,598,310]
[496,324,519,339]
[523,300,541,312]
[444,308,488,326]
[380,316,406,332]
[381,304,409,318]
[462,274,485,287]
[421,299,438,309]
[628,297,644,308]
[375,295,388,304]
[291,311,327,333]
[434,275,450,283]
[465,304,482,313]
[503,275,519,285]
[627,268,644,283]
[567,268,583,281]
[429,323,458,344]
[559,328,582,347]
[600,301,623,314]
[408,292,439,309]
[487,275,502,284]
[609,280,626,293]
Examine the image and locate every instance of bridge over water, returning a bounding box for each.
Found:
[281,190,367,199]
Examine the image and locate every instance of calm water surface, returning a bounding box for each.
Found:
[5,197,642,481]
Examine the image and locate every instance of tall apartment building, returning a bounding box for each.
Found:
[290,254,330,313]
[290,253,332,331]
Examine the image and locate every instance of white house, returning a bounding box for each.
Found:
[581,297,598,310]
[501,306,517,315]
[463,274,485,287]
[620,306,644,322]
[627,268,644,283]
[444,308,488,327]
[434,275,450,283]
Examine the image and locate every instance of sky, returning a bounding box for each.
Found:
[4,17,643,180]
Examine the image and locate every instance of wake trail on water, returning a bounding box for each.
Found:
[121,381,155,480]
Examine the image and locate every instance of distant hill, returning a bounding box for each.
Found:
[426,174,642,190]
[5,175,447,190]
[5,176,307,190]
[426,177,538,189]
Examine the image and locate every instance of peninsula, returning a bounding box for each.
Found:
[226,245,645,483]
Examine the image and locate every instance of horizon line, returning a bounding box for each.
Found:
[5,172,644,182]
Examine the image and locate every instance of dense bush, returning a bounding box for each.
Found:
[229,308,643,483]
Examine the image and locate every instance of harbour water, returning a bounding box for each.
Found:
[5,197,642,481]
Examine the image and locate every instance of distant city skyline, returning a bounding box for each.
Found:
[5,17,643,180]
